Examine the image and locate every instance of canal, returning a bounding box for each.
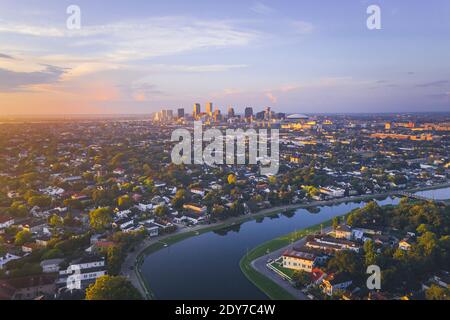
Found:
[141,187,450,300]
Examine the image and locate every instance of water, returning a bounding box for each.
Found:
[414,187,450,200]
[141,197,400,300]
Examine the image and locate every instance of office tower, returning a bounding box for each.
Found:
[206,102,213,116]
[256,111,265,120]
[264,107,271,120]
[193,103,201,117]
[213,109,222,122]
[178,108,185,119]
[227,106,235,118]
[167,110,173,120]
[245,107,253,119]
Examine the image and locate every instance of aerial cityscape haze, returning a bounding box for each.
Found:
[0,0,449,310]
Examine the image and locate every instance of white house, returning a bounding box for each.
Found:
[0,253,21,269]
[59,256,106,290]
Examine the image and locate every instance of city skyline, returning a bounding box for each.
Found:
[1,0,450,115]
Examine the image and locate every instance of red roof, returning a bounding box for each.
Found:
[0,216,14,224]
[311,268,326,282]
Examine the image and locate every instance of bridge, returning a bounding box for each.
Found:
[396,191,448,205]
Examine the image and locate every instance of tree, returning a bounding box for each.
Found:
[117,195,132,208]
[155,205,168,218]
[9,201,28,217]
[15,230,32,246]
[364,240,377,266]
[49,214,63,227]
[292,270,311,288]
[425,284,449,300]
[28,195,52,207]
[85,276,142,300]
[171,189,187,209]
[332,217,340,231]
[327,251,364,276]
[89,207,113,231]
[227,174,237,185]
[0,244,6,257]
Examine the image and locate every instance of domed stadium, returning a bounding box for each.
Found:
[287,114,309,120]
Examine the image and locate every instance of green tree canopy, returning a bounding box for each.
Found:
[85,275,142,300]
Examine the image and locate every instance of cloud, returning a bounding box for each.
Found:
[291,21,315,35]
[0,53,15,60]
[0,17,259,62]
[416,80,448,88]
[250,2,274,15]
[427,92,450,100]
[0,65,67,92]
[265,92,278,104]
[144,64,248,73]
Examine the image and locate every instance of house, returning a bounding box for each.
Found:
[190,187,206,197]
[136,203,153,212]
[335,225,352,240]
[85,241,115,254]
[22,243,38,253]
[22,220,48,234]
[35,234,52,247]
[40,258,64,273]
[321,272,353,296]
[0,253,21,270]
[183,204,207,215]
[306,235,361,253]
[113,218,134,231]
[0,216,14,230]
[143,223,159,237]
[0,274,57,300]
[399,238,413,251]
[311,268,327,285]
[59,256,107,290]
[281,248,317,272]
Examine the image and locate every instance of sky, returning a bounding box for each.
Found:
[0,0,449,115]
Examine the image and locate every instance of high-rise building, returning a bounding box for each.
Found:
[213,109,222,122]
[193,103,201,117]
[255,111,265,120]
[227,106,235,118]
[245,107,253,119]
[178,108,185,119]
[206,102,213,116]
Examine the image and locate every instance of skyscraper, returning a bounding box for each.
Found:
[193,103,201,117]
[245,107,253,119]
[227,106,235,118]
[178,108,185,119]
[206,102,213,116]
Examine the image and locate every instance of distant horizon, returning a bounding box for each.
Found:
[1,110,450,118]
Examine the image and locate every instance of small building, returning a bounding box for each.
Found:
[399,238,413,251]
[0,274,57,300]
[282,249,317,273]
[58,256,107,290]
[40,259,64,273]
[183,204,207,215]
[335,225,352,240]
[321,272,353,296]
[0,253,21,270]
